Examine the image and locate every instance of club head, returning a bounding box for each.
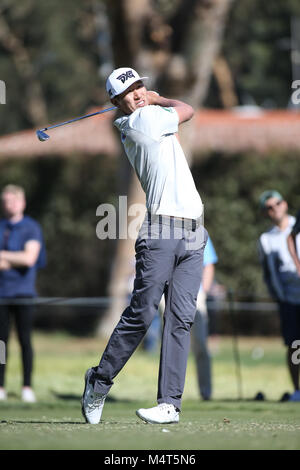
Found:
[36,130,50,142]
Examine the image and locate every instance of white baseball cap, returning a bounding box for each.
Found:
[106,67,148,99]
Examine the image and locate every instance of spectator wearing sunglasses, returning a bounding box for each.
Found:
[258,190,300,402]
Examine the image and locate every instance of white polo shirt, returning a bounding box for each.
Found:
[114,105,203,219]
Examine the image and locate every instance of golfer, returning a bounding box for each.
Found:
[82,67,207,424]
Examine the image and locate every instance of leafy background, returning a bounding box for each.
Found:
[0,0,300,332]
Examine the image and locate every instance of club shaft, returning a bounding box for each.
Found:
[42,106,117,132]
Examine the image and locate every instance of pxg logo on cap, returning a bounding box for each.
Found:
[106,67,148,99]
[117,70,135,84]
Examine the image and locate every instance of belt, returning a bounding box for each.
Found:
[147,212,202,231]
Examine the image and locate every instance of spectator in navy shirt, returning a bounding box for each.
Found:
[0,185,46,402]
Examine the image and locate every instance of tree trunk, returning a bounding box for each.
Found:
[0,13,48,125]
[97,172,146,337]
[213,56,238,108]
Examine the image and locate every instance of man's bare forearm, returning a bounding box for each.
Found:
[0,241,41,268]
[0,250,34,268]
[202,264,215,294]
[0,258,11,270]
[147,91,194,123]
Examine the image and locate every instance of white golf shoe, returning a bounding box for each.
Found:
[0,388,7,401]
[21,387,36,403]
[81,368,106,424]
[136,403,180,424]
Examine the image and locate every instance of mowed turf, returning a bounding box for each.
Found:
[0,331,299,450]
[1,400,299,450]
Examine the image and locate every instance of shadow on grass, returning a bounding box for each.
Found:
[0,419,83,425]
[217,391,291,403]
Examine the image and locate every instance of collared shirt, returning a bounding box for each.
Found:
[114,105,203,220]
[258,215,300,304]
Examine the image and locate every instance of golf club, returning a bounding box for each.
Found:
[36,106,117,142]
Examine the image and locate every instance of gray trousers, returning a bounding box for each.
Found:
[93,216,207,410]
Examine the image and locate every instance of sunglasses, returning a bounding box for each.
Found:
[265,200,283,211]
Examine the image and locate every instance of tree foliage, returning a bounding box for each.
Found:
[0,0,108,133]
[0,154,117,299]
[1,1,300,334]
[0,151,299,307]
[206,0,300,108]
[193,151,300,298]
[1,0,298,134]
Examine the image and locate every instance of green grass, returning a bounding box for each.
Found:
[0,332,299,450]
